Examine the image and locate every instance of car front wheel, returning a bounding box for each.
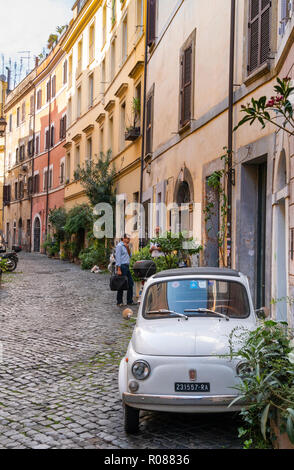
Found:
[124,404,140,434]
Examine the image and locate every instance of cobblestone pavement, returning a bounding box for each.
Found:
[0,253,242,449]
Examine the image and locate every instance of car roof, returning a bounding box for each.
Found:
[152,267,241,279]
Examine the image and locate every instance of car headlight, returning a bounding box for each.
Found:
[132,360,151,380]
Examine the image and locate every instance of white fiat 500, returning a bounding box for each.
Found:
[119,267,259,433]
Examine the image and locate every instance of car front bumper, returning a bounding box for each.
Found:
[123,392,244,413]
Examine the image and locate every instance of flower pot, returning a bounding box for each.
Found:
[125,127,140,141]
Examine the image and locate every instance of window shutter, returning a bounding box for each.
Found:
[180,46,192,126]
[248,0,271,73]
[146,95,152,155]
[45,130,49,149]
[147,0,156,47]
[3,185,8,204]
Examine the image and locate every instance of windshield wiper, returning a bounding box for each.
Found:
[184,308,230,321]
[146,309,189,320]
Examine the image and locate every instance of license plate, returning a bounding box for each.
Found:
[175,382,210,392]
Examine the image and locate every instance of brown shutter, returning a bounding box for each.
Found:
[146,95,152,155]
[180,46,192,126]
[147,0,156,47]
[248,0,271,73]
[45,130,49,149]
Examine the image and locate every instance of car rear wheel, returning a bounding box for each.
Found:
[124,404,140,434]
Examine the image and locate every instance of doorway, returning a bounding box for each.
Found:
[33,217,41,252]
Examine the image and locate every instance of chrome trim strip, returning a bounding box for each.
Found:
[123,393,241,406]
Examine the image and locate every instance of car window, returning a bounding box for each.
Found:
[143,279,250,319]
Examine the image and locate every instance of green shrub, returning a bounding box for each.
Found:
[79,240,111,270]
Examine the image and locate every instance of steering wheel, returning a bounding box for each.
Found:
[213,304,239,315]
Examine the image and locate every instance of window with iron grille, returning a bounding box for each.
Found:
[248,0,271,74]
[179,30,195,129]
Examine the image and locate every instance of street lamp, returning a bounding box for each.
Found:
[0,116,7,137]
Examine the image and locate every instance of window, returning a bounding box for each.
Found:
[66,153,71,182]
[3,185,11,205]
[146,87,154,155]
[51,75,56,98]
[28,177,33,195]
[135,82,142,127]
[100,127,104,154]
[112,0,116,24]
[147,0,157,47]
[16,148,19,163]
[33,173,40,193]
[49,167,53,189]
[75,145,80,169]
[89,23,95,63]
[22,102,26,122]
[63,59,68,84]
[60,161,65,184]
[69,55,73,87]
[37,89,42,109]
[19,181,24,199]
[101,59,106,94]
[60,115,67,139]
[143,280,250,319]
[9,114,12,132]
[19,145,25,162]
[17,107,20,127]
[68,98,72,126]
[248,0,271,74]
[122,16,128,63]
[30,95,34,115]
[103,4,107,45]
[87,137,92,163]
[28,139,34,157]
[110,39,116,80]
[77,39,83,76]
[45,129,49,150]
[179,31,195,129]
[280,0,291,35]
[35,135,40,155]
[27,220,31,237]
[120,102,126,150]
[46,80,51,102]
[136,0,143,37]
[44,169,48,190]
[77,86,82,118]
[50,124,55,147]
[89,73,94,107]
[15,182,18,200]
[109,116,114,152]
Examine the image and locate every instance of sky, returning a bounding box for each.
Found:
[0,0,74,85]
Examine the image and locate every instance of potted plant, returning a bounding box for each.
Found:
[228,320,294,449]
[125,98,141,141]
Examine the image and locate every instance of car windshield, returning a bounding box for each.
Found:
[143,279,250,319]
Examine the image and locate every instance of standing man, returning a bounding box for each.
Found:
[116,234,135,307]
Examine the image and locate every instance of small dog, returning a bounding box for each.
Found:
[122,308,133,320]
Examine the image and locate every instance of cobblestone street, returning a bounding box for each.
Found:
[0,253,242,449]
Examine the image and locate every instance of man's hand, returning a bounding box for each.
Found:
[117,267,122,276]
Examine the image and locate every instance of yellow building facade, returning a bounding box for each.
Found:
[62,0,145,249]
[0,77,7,234]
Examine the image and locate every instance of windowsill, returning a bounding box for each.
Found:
[244,62,270,87]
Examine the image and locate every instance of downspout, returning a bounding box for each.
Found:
[45,75,52,241]
[227,0,236,268]
[139,0,149,249]
[29,83,36,252]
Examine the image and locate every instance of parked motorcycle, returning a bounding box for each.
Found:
[0,245,19,272]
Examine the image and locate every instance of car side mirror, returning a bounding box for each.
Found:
[122,308,134,320]
[255,307,269,320]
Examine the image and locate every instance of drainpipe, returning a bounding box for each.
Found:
[227,0,236,268]
[45,75,52,241]
[139,0,149,249]
[29,84,36,252]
